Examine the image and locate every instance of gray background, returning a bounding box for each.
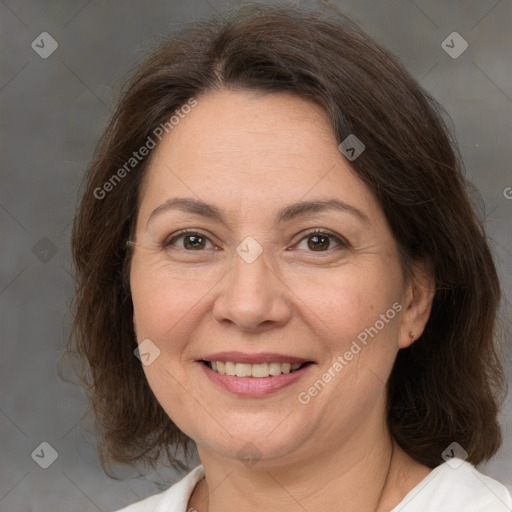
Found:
[1,0,511,510]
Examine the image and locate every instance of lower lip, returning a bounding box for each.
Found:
[198,362,313,397]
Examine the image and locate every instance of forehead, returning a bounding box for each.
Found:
[137,89,380,225]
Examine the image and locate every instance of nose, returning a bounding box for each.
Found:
[212,247,292,333]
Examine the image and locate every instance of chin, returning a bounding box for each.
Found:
[190,412,315,467]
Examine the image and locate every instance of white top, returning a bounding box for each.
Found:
[112,459,512,512]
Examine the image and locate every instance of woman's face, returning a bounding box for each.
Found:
[130,90,429,466]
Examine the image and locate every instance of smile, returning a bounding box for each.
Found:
[203,360,306,377]
[198,358,315,396]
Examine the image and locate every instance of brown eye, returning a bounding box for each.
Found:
[163,231,214,251]
[182,234,207,250]
[307,233,331,251]
[295,230,348,252]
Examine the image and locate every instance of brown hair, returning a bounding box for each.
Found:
[63,4,506,474]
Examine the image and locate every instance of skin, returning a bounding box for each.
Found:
[129,90,435,512]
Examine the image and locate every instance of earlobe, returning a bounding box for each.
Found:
[399,260,435,349]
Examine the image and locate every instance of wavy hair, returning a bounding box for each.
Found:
[63,4,506,474]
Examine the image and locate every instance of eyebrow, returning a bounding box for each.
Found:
[146,197,369,229]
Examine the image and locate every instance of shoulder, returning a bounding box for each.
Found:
[392,458,512,512]
[110,465,205,512]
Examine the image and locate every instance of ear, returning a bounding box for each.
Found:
[398,259,435,349]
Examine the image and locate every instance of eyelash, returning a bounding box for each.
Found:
[162,228,349,253]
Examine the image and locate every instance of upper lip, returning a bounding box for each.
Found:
[199,352,312,365]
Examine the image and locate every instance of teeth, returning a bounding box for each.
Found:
[251,363,269,378]
[209,361,305,377]
[235,363,252,377]
[225,361,236,376]
[269,362,282,375]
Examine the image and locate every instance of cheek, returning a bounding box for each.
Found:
[130,265,207,429]
[130,260,211,344]
[291,260,403,350]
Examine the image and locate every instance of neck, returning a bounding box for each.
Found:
[189,425,427,512]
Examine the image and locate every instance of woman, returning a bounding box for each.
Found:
[68,5,512,511]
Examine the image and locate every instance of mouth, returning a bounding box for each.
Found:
[201,360,313,378]
[197,354,315,396]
